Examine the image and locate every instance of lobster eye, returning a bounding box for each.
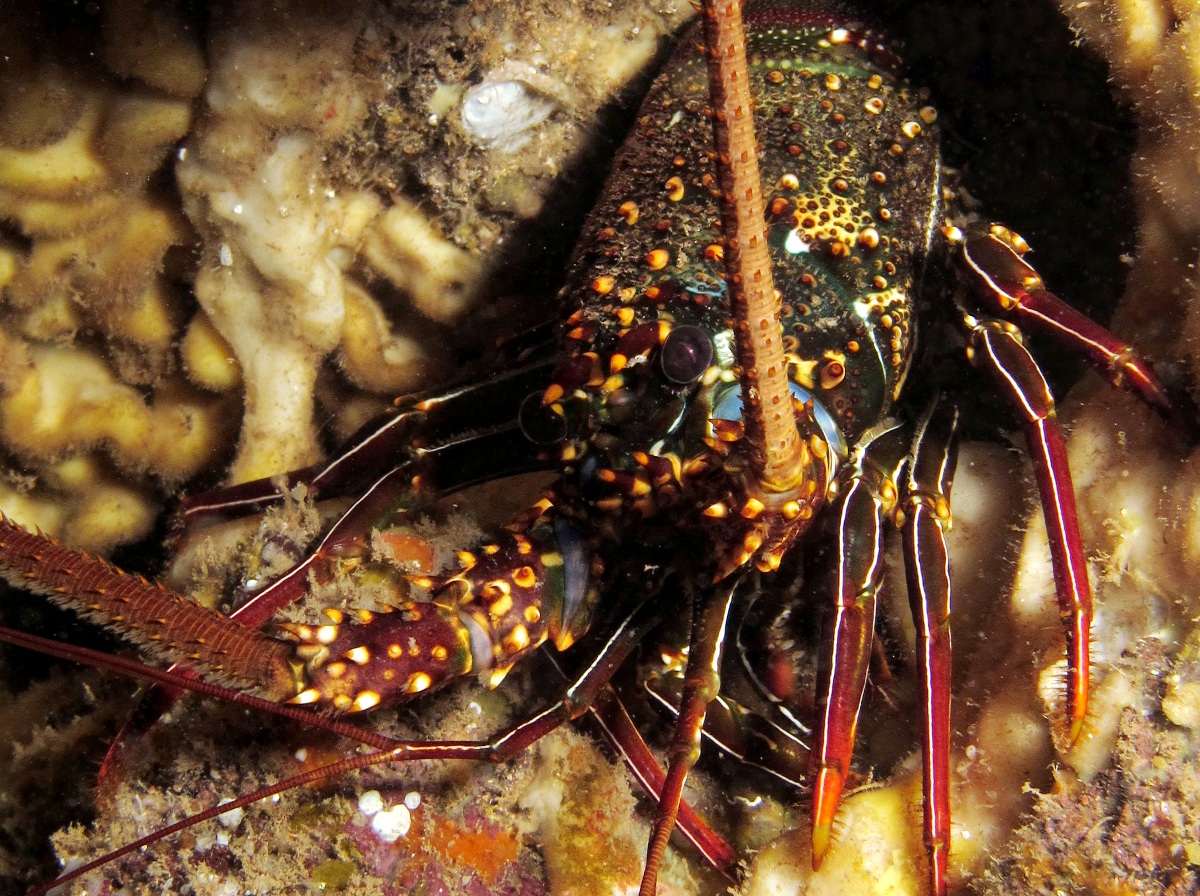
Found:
[519,391,568,446]
[659,325,713,385]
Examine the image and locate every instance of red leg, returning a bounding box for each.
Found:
[639,577,738,896]
[178,356,557,526]
[809,420,909,867]
[587,682,741,875]
[900,401,960,896]
[966,319,1091,744]
[951,222,1173,415]
[643,666,811,790]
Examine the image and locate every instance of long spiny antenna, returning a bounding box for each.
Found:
[701,0,805,493]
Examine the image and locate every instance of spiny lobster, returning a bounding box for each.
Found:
[0,1,1181,895]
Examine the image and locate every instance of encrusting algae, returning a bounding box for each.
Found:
[3,1,1200,895]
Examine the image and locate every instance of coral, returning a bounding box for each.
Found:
[980,637,1200,896]
[0,1,231,553]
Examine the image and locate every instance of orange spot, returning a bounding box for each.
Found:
[425,816,522,886]
[618,201,639,225]
[645,248,669,270]
[378,532,436,574]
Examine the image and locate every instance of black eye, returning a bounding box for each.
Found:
[519,391,568,446]
[659,325,713,385]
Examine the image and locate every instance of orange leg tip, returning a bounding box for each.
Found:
[810,765,843,870]
[1066,712,1085,748]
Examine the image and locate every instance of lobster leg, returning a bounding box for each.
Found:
[964,315,1091,745]
[899,401,960,896]
[639,576,739,896]
[809,419,910,868]
[103,418,562,775]
[643,663,812,790]
[951,222,1173,415]
[179,355,558,525]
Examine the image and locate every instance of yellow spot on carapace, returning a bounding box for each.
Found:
[512,566,537,589]
[703,502,729,519]
[617,307,635,326]
[665,175,685,201]
[705,243,724,262]
[326,662,347,680]
[645,248,669,270]
[820,360,846,390]
[388,643,404,659]
[345,646,370,665]
[618,200,639,225]
[592,275,615,294]
[406,672,433,694]
[525,605,541,624]
[431,644,448,662]
[350,690,381,712]
[741,497,765,519]
[504,624,531,652]
[483,580,512,600]
[323,608,345,624]
[483,543,501,556]
[291,688,321,705]
[316,625,339,645]
[333,694,353,711]
[490,593,514,618]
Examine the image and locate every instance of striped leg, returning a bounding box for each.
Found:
[809,420,909,868]
[900,401,960,896]
[965,317,1091,745]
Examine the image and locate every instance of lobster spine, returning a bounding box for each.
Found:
[0,515,298,700]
